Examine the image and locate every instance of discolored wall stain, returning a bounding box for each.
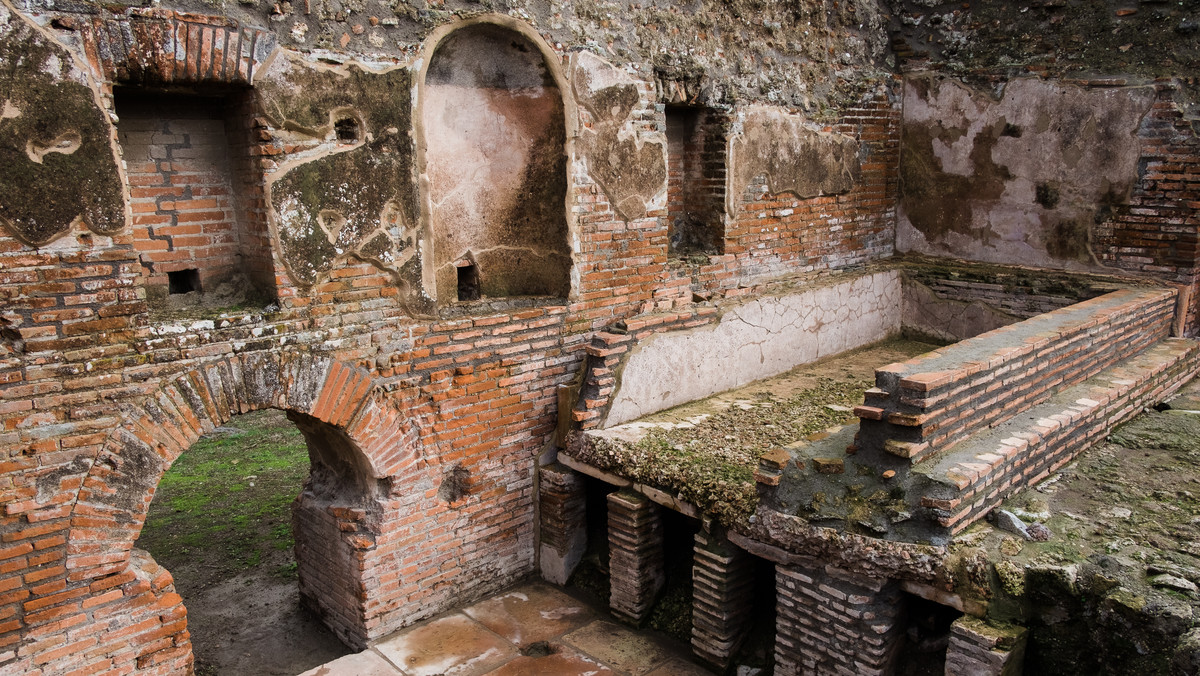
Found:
[898,75,1155,269]
[727,106,861,217]
[260,57,423,302]
[573,51,667,223]
[0,3,124,246]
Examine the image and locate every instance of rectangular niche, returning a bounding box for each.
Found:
[665,105,729,257]
[115,88,276,311]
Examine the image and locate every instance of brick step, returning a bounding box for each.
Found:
[853,287,1176,465]
[913,337,1200,535]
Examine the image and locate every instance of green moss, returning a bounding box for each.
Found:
[579,376,869,526]
[0,12,123,245]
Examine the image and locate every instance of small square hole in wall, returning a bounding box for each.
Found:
[334,116,361,143]
[457,263,480,301]
[167,269,201,295]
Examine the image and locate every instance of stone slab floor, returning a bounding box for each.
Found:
[299,582,715,676]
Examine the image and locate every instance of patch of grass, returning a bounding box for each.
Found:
[138,409,309,594]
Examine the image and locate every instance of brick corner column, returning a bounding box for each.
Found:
[538,462,588,585]
[692,522,755,669]
[775,562,905,676]
[607,488,664,624]
[945,616,1028,676]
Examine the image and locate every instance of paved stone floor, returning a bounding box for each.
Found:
[299,582,716,676]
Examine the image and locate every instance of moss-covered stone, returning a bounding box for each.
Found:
[261,60,422,295]
[0,5,123,245]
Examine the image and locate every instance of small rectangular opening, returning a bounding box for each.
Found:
[167,269,201,295]
[457,264,480,302]
[666,104,728,257]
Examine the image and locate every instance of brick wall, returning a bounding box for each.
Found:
[857,288,1176,463]
[665,105,728,255]
[117,91,275,299]
[0,7,958,675]
[704,93,898,289]
[775,562,906,676]
[1096,81,1200,337]
[921,338,1200,534]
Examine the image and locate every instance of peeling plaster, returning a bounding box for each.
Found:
[0,0,125,246]
[898,75,1155,269]
[259,54,424,303]
[572,51,667,223]
[728,105,862,217]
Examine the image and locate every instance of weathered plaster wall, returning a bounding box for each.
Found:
[573,51,666,224]
[898,75,1155,269]
[422,22,570,302]
[260,56,425,304]
[604,269,902,427]
[0,2,124,246]
[728,105,862,219]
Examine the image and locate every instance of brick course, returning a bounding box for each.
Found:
[775,562,905,676]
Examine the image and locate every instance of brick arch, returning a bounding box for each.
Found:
[65,350,420,649]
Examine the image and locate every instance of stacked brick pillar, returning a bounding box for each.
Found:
[691,524,755,669]
[538,463,588,584]
[775,562,905,675]
[607,489,665,623]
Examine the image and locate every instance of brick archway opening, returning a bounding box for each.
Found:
[133,406,388,673]
[62,355,417,674]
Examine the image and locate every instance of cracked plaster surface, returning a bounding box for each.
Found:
[604,269,903,427]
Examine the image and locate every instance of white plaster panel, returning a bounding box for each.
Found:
[603,270,903,427]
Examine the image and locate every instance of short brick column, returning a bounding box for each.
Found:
[538,463,588,584]
[775,563,905,676]
[691,523,755,669]
[607,489,665,623]
[945,616,1027,676]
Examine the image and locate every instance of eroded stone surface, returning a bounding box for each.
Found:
[562,620,676,675]
[480,643,616,676]
[0,3,123,245]
[298,650,400,676]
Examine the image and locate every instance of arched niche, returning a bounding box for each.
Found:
[419,19,572,304]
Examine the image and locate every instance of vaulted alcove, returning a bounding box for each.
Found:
[420,21,572,304]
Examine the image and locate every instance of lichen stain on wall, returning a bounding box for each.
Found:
[573,51,667,223]
[424,23,571,302]
[898,75,1155,269]
[0,3,124,246]
[727,105,861,217]
[259,56,424,301]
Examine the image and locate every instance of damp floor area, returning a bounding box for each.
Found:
[300,581,714,676]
